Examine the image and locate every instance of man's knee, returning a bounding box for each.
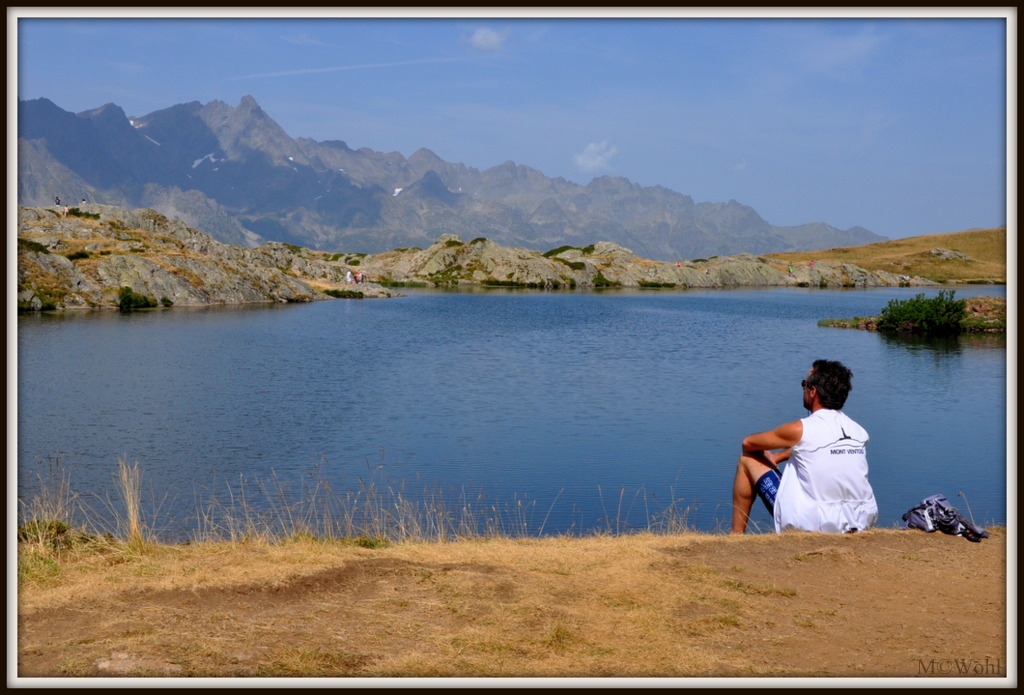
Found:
[737,452,774,482]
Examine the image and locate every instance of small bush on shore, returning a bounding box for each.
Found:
[876,290,966,335]
[593,272,620,288]
[118,286,158,311]
[17,519,95,552]
[378,280,428,288]
[325,289,364,299]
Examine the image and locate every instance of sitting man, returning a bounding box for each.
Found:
[731,359,877,534]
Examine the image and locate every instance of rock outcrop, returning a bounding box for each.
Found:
[17,206,931,313]
[17,205,395,311]
[355,235,933,291]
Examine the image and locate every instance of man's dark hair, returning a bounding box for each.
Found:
[807,359,853,410]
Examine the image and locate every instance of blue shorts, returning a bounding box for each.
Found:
[755,469,781,516]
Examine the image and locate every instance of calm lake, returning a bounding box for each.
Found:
[15,286,1009,539]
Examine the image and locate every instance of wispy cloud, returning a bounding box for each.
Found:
[230,57,464,80]
[106,60,147,76]
[798,26,886,80]
[470,27,507,52]
[282,32,335,48]
[575,141,618,172]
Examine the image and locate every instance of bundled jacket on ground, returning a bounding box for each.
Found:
[902,493,989,542]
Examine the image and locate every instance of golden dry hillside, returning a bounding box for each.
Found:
[765,227,1007,284]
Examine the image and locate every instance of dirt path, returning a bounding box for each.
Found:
[16,528,1009,681]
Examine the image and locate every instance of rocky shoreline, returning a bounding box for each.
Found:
[17,205,935,312]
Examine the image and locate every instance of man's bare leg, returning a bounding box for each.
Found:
[731,452,776,534]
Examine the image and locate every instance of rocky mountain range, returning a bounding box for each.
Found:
[17,96,886,260]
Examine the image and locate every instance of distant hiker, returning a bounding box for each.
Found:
[63,205,69,217]
[730,359,877,535]
[346,270,353,284]
[809,260,815,268]
[81,198,87,206]
[55,196,61,207]
[788,265,794,277]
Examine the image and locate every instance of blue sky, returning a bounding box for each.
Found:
[11,9,1012,241]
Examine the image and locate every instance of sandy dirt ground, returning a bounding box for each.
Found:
[15,528,1010,683]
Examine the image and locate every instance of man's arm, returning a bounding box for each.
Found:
[742,420,803,467]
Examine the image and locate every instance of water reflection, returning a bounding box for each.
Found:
[878,330,1006,353]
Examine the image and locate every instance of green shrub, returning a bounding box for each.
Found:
[351,536,390,549]
[482,279,556,289]
[18,519,94,552]
[324,289,363,299]
[160,296,174,307]
[65,250,90,261]
[19,237,51,254]
[554,258,586,270]
[469,237,489,244]
[428,265,464,285]
[593,272,620,288]
[18,297,55,312]
[378,279,427,288]
[67,207,100,220]
[876,290,966,335]
[118,286,157,311]
[543,245,579,258]
[444,239,464,248]
[18,286,62,311]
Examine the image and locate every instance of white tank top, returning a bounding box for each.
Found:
[774,409,878,533]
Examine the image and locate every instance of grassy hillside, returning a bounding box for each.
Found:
[765,227,1007,284]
